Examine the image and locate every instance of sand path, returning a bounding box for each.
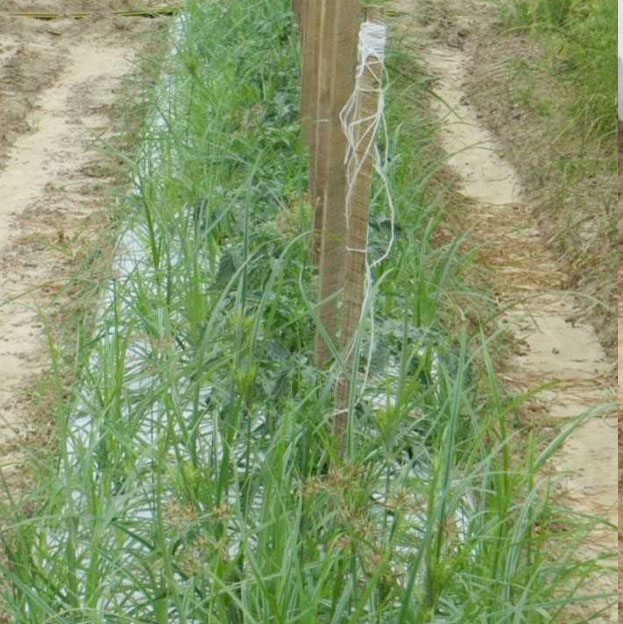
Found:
[0,1,169,493]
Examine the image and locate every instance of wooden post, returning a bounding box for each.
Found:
[293,0,302,24]
[299,1,313,121]
[335,6,386,450]
[313,0,361,367]
[310,0,332,264]
[301,0,323,155]
[301,0,322,203]
[309,0,330,264]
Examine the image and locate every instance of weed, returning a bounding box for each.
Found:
[499,0,617,137]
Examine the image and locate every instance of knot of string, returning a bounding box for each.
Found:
[358,21,387,67]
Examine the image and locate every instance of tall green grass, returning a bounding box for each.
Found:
[0,0,613,621]
[499,0,617,136]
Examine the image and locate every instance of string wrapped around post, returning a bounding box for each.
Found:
[334,8,393,454]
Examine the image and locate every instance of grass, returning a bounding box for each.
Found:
[0,0,614,621]
[499,0,616,136]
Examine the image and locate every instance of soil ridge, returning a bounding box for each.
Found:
[393,0,617,619]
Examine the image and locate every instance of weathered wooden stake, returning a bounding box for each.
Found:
[293,0,302,24]
[313,0,361,367]
[309,0,328,263]
[299,1,325,265]
[301,0,322,219]
[335,6,386,450]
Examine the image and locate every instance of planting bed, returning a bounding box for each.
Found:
[0,0,617,621]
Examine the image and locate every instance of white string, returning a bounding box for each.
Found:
[338,20,395,401]
[340,22,388,235]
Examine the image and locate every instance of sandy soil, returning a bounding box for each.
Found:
[394,0,617,620]
[0,1,170,493]
[463,11,617,363]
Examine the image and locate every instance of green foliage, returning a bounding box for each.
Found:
[502,0,575,26]
[500,0,617,136]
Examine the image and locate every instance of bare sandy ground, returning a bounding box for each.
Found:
[394,0,617,620]
[0,1,169,493]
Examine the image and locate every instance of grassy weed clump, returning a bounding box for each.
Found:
[502,0,575,27]
[500,0,616,137]
[0,0,612,621]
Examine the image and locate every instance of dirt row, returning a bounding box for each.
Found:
[394,0,617,620]
[464,8,617,364]
[0,2,170,493]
